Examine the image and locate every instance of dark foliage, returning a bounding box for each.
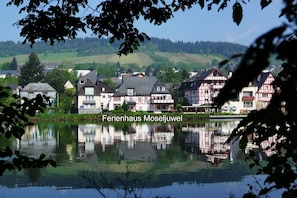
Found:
[0,87,56,176]
[19,52,44,87]
[213,1,297,197]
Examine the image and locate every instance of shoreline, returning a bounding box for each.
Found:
[31,112,245,123]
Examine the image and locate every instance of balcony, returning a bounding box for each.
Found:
[151,99,174,104]
[83,100,96,104]
[242,96,254,101]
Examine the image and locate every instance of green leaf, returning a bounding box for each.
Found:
[232,2,242,26]
[50,160,57,167]
[260,0,272,9]
[198,0,204,9]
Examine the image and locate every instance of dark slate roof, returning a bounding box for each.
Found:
[76,70,98,92]
[252,71,273,89]
[179,68,226,90]
[6,84,19,91]
[21,83,56,92]
[114,76,168,96]
[96,80,115,93]
[151,79,171,94]
[77,79,115,96]
[0,70,20,76]
[77,79,100,96]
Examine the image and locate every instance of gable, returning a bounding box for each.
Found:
[179,68,227,90]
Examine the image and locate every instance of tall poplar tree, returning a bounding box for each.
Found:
[19,52,44,87]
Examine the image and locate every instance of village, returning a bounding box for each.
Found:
[1,66,275,115]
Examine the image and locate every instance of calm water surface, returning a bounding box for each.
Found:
[0,120,281,198]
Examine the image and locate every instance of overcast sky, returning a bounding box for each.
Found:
[0,1,286,46]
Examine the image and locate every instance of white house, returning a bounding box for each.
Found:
[222,71,275,114]
[76,70,114,114]
[64,80,74,89]
[20,82,57,106]
[110,75,174,112]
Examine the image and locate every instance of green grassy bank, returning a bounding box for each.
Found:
[31,112,210,123]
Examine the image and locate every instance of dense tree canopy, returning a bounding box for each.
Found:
[0,87,56,175]
[18,52,44,87]
[0,38,247,58]
[44,68,75,93]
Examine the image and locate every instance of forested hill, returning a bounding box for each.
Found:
[0,37,247,58]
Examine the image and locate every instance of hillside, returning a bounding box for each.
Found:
[0,37,247,67]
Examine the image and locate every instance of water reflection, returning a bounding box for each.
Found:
[18,121,242,166]
[17,125,57,157]
[77,123,175,163]
[1,120,278,197]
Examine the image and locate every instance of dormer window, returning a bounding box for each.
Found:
[80,80,85,84]
[162,86,165,91]
[102,87,105,92]
[127,88,134,96]
[85,87,94,95]
[157,86,160,91]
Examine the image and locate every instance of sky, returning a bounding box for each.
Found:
[0,1,286,47]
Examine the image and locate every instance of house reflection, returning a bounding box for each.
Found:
[77,123,174,162]
[17,125,57,157]
[17,121,277,166]
[181,121,241,165]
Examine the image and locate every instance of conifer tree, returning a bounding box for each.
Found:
[9,57,18,70]
[19,52,44,87]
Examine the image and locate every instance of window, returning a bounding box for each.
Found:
[243,91,253,96]
[157,86,160,91]
[85,87,94,95]
[127,88,134,96]
[86,95,94,100]
[102,87,105,92]
[244,101,253,108]
[162,86,165,91]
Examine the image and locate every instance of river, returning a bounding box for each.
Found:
[0,120,282,198]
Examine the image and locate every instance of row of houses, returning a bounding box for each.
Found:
[76,70,174,113]
[178,69,275,114]
[15,68,275,114]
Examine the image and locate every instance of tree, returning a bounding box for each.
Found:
[0,86,56,176]
[10,57,18,70]
[212,2,297,198]
[19,52,44,87]
[1,62,10,70]
[59,88,75,114]
[44,68,74,94]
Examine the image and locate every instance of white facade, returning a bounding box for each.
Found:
[110,76,174,112]
[222,72,275,114]
[20,82,57,106]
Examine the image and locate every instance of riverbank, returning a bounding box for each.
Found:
[31,112,245,123]
[31,112,212,123]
